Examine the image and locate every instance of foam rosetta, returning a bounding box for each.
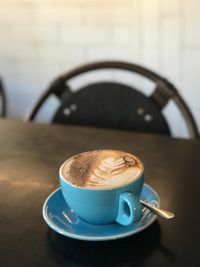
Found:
[62,150,142,189]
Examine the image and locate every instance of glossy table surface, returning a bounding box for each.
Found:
[0,119,199,267]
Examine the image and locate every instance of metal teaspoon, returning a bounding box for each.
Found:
[140,200,175,219]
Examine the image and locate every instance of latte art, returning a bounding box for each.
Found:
[61,150,142,189]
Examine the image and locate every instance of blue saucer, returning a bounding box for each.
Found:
[43,184,160,241]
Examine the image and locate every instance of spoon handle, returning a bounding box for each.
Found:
[140,200,175,219]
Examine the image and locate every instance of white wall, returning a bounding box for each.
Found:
[0,0,200,138]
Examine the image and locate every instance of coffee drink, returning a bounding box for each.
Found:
[59,150,144,225]
[61,150,142,189]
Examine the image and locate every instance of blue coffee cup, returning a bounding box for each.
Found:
[59,151,144,226]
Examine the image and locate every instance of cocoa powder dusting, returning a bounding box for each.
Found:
[68,152,99,186]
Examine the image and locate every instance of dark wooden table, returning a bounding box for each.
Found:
[0,119,199,267]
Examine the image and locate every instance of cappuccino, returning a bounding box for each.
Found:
[61,150,142,189]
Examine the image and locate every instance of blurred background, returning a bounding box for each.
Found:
[0,0,199,138]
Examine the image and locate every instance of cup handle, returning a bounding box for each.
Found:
[116,192,142,226]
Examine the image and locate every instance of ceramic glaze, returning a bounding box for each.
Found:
[42,184,160,241]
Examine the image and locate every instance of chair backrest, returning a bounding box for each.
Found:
[53,82,170,135]
[0,78,6,117]
[27,61,199,138]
